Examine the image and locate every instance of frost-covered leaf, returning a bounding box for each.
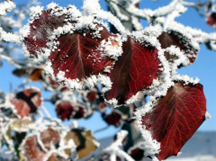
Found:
[40,128,60,150]
[10,117,33,132]
[64,129,97,159]
[104,36,161,105]
[55,100,85,120]
[22,7,70,60]
[55,101,73,120]
[19,135,46,161]
[207,12,216,28]
[86,91,97,102]
[140,80,206,160]
[10,87,42,117]
[158,30,198,65]
[103,111,122,127]
[47,23,116,89]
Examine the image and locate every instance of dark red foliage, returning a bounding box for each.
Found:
[24,10,67,57]
[11,88,42,117]
[104,111,122,127]
[55,100,85,120]
[105,36,161,105]
[207,12,216,28]
[22,135,45,161]
[55,101,74,120]
[49,25,115,82]
[142,81,206,160]
[129,147,144,161]
[86,91,97,102]
[158,31,198,64]
[98,102,107,112]
[40,128,60,150]
[73,107,85,119]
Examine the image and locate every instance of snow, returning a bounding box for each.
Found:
[0,0,15,16]
[29,5,44,23]
[173,75,200,85]
[134,107,161,158]
[205,111,212,120]
[98,34,123,60]
[83,0,101,15]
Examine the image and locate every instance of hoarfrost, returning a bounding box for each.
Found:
[205,111,211,120]
[0,0,15,16]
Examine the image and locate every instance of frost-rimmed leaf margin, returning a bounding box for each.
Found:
[134,75,205,160]
[42,15,121,90]
[162,46,189,75]
[103,25,171,107]
[19,2,82,64]
[160,21,200,65]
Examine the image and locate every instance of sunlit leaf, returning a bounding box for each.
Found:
[48,24,116,86]
[105,36,161,105]
[141,81,206,160]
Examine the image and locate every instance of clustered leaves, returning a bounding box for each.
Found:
[0,0,213,161]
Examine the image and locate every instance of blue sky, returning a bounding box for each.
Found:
[0,0,215,139]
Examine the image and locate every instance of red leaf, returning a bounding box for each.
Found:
[86,91,97,102]
[105,36,161,105]
[21,135,45,161]
[128,147,144,161]
[40,128,60,150]
[48,24,115,84]
[207,13,216,28]
[23,9,68,57]
[55,100,85,120]
[158,31,198,64]
[103,111,122,127]
[11,88,42,117]
[141,81,206,160]
[55,101,74,120]
[73,107,85,119]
